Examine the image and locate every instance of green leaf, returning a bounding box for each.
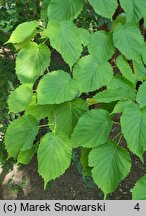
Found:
[120,0,146,23]
[113,23,144,61]
[37,70,79,105]
[46,20,82,67]
[133,60,146,81]
[131,175,146,200]
[142,44,146,65]
[25,94,53,120]
[93,88,132,103]
[26,105,52,121]
[116,55,135,84]
[71,109,112,148]
[8,84,32,113]
[136,82,146,108]
[88,0,118,19]
[107,75,136,100]
[5,115,39,158]
[101,102,117,114]
[112,100,133,114]
[41,0,51,20]
[89,140,131,194]
[48,98,88,137]
[121,104,146,160]
[144,16,146,29]
[38,132,72,187]
[7,21,38,44]
[73,55,113,93]
[79,28,91,47]
[80,148,92,177]
[16,42,51,83]
[47,0,83,21]
[113,13,126,27]
[17,145,37,165]
[88,31,115,62]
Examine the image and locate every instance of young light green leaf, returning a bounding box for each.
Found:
[88,0,118,19]
[7,20,38,44]
[48,98,88,137]
[38,132,72,188]
[5,115,39,158]
[116,55,135,84]
[73,55,113,93]
[8,84,32,113]
[131,175,146,200]
[120,0,146,23]
[71,109,112,148]
[47,0,83,21]
[93,88,131,103]
[37,70,79,105]
[136,82,146,108]
[89,140,131,195]
[16,42,51,83]
[88,31,115,62]
[46,20,82,67]
[113,23,144,61]
[121,104,146,160]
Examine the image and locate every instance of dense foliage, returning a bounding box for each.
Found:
[0,0,41,168]
[2,0,146,199]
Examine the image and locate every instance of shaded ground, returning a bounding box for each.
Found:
[0,158,100,200]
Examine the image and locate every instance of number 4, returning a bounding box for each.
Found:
[134,203,140,211]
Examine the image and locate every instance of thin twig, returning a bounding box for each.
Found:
[117,133,123,146]
[112,131,122,141]
[113,121,120,125]
[39,124,49,128]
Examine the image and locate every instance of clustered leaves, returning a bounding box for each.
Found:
[4,0,146,199]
